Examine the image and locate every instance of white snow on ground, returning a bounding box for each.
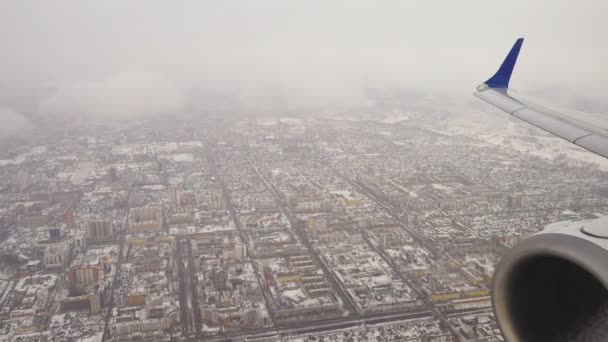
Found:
[0,153,27,166]
[280,117,304,125]
[433,119,608,171]
[78,332,103,342]
[381,112,410,124]
[170,153,194,162]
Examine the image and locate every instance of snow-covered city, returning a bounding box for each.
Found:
[2,2,608,341]
[1,114,606,341]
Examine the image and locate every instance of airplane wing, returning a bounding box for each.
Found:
[474,38,608,159]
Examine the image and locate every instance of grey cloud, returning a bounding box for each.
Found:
[0,0,606,127]
[40,72,186,120]
[0,107,33,138]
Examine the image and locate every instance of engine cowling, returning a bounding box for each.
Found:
[492,217,608,341]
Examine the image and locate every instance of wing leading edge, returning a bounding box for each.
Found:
[474,38,608,159]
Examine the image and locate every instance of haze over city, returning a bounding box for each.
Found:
[1,1,607,131]
[0,1,607,342]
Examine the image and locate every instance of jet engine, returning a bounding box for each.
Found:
[492,217,608,341]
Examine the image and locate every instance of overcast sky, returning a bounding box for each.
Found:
[0,1,606,135]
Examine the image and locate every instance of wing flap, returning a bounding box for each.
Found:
[513,108,591,143]
[576,135,608,158]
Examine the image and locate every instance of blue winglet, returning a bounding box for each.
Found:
[485,38,524,88]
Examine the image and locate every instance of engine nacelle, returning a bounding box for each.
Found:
[493,216,608,341]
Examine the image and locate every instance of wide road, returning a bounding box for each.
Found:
[176,236,199,337]
[175,237,190,334]
[248,157,359,316]
[199,145,472,341]
[207,147,277,327]
[102,190,132,341]
[203,309,432,342]
[186,236,203,338]
[321,158,465,340]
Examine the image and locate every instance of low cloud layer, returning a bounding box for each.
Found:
[0,107,33,138]
[0,0,606,132]
[40,71,186,120]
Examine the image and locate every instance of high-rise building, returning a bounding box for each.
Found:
[49,226,63,241]
[201,306,219,325]
[73,235,86,256]
[212,268,228,290]
[90,294,101,314]
[87,220,114,241]
[209,191,224,210]
[242,308,262,327]
[128,207,163,232]
[167,187,179,206]
[179,191,196,207]
[66,265,102,287]
[306,216,327,238]
[43,243,70,269]
[234,244,247,259]
[507,195,524,210]
[110,316,175,336]
[63,207,76,229]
